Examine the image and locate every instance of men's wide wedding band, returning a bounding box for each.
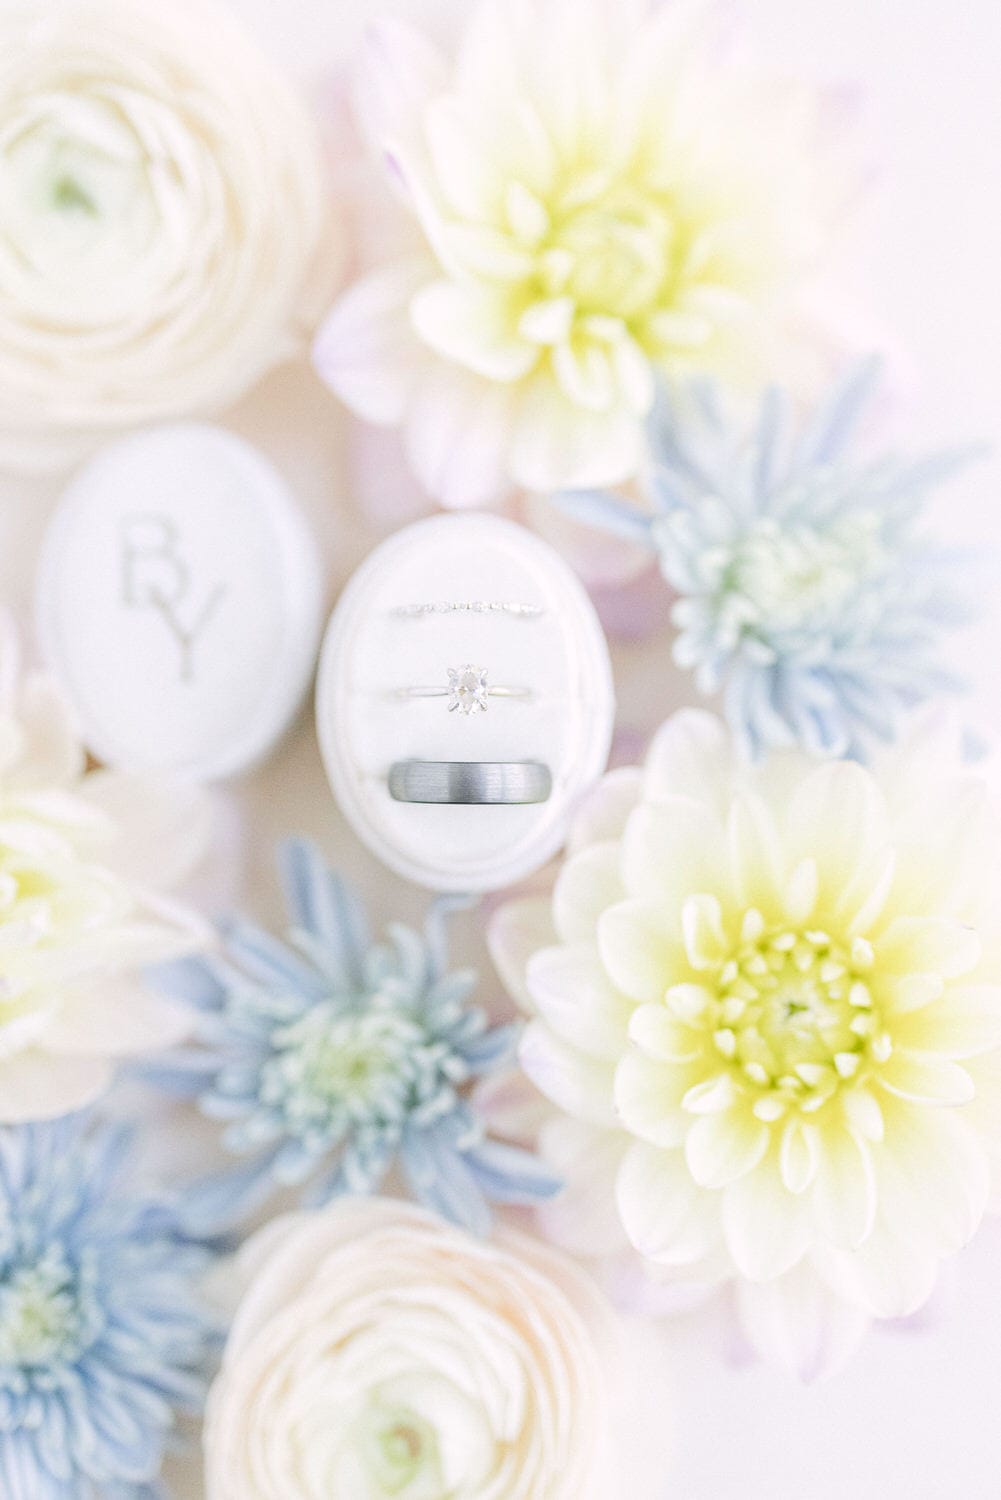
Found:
[388,760,552,805]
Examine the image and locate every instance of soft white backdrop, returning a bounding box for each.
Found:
[4,0,1001,1496]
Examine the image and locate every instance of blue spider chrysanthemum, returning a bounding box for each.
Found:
[0,1114,213,1500]
[150,839,560,1237]
[558,361,971,758]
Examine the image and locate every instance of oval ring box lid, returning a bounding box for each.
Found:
[316,513,615,893]
[36,423,322,782]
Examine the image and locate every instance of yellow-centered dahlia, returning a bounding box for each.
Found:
[315,0,846,506]
[491,710,1001,1376]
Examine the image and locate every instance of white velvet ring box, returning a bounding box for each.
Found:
[316,513,615,893]
[36,424,322,782]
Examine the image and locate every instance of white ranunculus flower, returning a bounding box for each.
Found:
[314,0,848,507]
[490,709,1001,1379]
[204,1197,670,1500]
[0,0,332,471]
[0,616,212,1119]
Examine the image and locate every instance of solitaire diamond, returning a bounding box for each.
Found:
[447,665,489,715]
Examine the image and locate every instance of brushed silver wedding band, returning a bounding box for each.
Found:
[388,760,552,805]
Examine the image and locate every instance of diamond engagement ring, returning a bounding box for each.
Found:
[398,664,531,715]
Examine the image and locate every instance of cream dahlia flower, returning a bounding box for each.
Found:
[204,1197,668,1500]
[490,710,1001,1377]
[0,0,331,472]
[0,618,211,1119]
[315,0,845,507]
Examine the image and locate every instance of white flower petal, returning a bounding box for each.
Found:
[684,1108,770,1189]
[642,709,733,818]
[727,791,785,917]
[722,1151,812,1281]
[488,896,556,1014]
[0,1048,113,1122]
[43,978,190,1057]
[526,944,635,1059]
[785,761,894,931]
[876,1103,990,1256]
[597,899,689,1003]
[355,16,448,153]
[537,1117,631,1258]
[7,675,84,789]
[424,97,507,222]
[779,1119,821,1194]
[811,1126,877,1249]
[403,365,517,507]
[628,1003,701,1062]
[552,840,626,944]
[876,916,983,984]
[617,1140,722,1269]
[314,261,431,424]
[411,279,537,382]
[892,984,1001,1059]
[614,1050,693,1147]
[681,893,730,970]
[823,1225,941,1321]
[877,1053,976,1107]
[520,1020,618,1127]
[620,797,728,912]
[567,766,643,854]
[509,376,643,493]
[736,1261,870,1383]
[81,771,214,891]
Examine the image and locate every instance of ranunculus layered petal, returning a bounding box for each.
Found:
[205,1198,668,1500]
[0,0,332,469]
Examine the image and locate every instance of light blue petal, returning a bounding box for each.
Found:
[794,355,881,466]
[463,1140,563,1204]
[551,488,654,546]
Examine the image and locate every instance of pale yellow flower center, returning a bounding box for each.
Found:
[0,1254,89,1368]
[686,909,885,1119]
[717,514,885,641]
[539,177,675,322]
[506,168,698,374]
[361,1404,443,1494]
